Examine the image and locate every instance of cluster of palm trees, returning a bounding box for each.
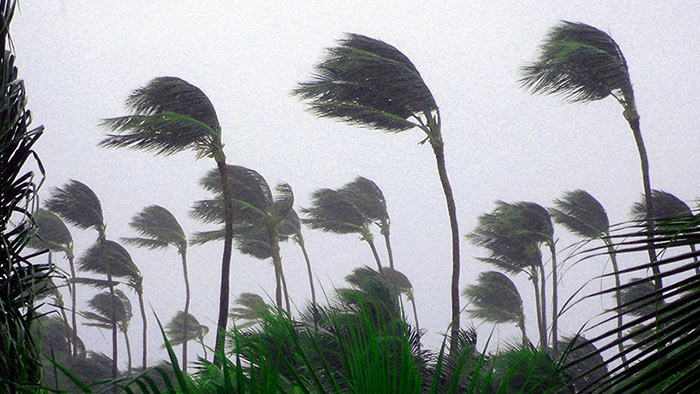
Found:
[19,16,700,393]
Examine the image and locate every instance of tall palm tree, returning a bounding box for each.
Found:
[293,33,463,351]
[100,76,235,362]
[463,271,528,345]
[520,21,659,289]
[280,209,317,308]
[82,290,133,374]
[302,187,384,273]
[45,180,122,378]
[339,177,395,269]
[27,209,79,357]
[76,239,138,377]
[163,312,209,361]
[468,201,550,348]
[630,190,699,274]
[190,165,294,311]
[122,205,189,370]
[550,189,628,365]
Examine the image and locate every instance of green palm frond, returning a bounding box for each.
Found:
[550,189,610,239]
[279,208,301,237]
[45,179,104,233]
[292,33,436,132]
[77,240,140,279]
[382,267,412,296]
[100,76,221,159]
[163,311,208,347]
[338,176,388,223]
[463,271,523,325]
[27,209,73,253]
[630,189,693,222]
[272,182,294,220]
[302,188,366,234]
[82,290,131,330]
[520,21,633,103]
[229,292,269,328]
[123,204,187,252]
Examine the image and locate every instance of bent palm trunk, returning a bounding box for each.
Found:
[213,159,234,366]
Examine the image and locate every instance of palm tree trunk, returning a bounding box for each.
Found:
[122,329,132,375]
[626,114,660,289]
[537,263,548,349]
[137,288,147,370]
[214,160,234,366]
[278,258,291,315]
[549,242,559,352]
[180,251,190,373]
[269,228,290,313]
[410,298,420,332]
[381,224,395,270]
[100,234,119,381]
[366,238,384,274]
[430,142,461,353]
[604,238,629,369]
[518,315,528,346]
[296,235,316,308]
[530,271,546,348]
[67,252,79,358]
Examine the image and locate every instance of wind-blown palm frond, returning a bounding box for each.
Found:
[82,290,131,329]
[45,180,104,233]
[100,77,221,159]
[630,189,693,223]
[229,293,270,329]
[163,312,208,348]
[520,21,632,103]
[77,240,139,278]
[122,205,187,252]
[27,209,73,253]
[292,33,436,132]
[302,188,366,234]
[463,271,524,325]
[339,176,388,223]
[550,189,610,239]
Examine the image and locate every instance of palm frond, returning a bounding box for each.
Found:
[302,188,366,234]
[292,33,436,132]
[520,21,633,103]
[630,189,693,223]
[338,176,388,223]
[229,292,270,327]
[45,179,104,232]
[124,204,187,252]
[163,311,208,347]
[77,240,140,279]
[100,76,221,159]
[463,271,523,325]
[272,182,294,220]
[26,208,73,253]
[550,189,610,239]
[82,290,131,328]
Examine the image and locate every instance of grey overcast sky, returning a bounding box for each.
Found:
[12,1,700,368]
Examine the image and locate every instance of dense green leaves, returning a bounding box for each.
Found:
[463,271,524,326]
[550,189,610,239]
[45,180,104,234]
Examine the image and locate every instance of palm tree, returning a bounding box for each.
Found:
[163,312,209,361]
[45,180,122,378]
[82,290,133,374]
[75,239,137,377]
[550,189,627,364]
[27,209,79,357]
[100,76,235,362]
[520,21,659,289]
[122,205,189,370]
[339,177,395,269]
[302,187,384,273]
[293,34,462,351]
[229,292,270,329]
[630,190,699,274]
[463,271,528,345]
[468,201,550,348]
[280,209,317,309]
[190,165,295,311]
[382,267,420,331]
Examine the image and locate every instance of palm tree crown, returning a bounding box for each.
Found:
[45,180,104,235]
[122,205,187,253]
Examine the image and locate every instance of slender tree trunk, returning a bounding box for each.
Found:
[137,289,147,370]
[214,160,234,366]
[410,297,420,332]
[278,258,291,315]
[537,262,548,349]
[626,115,660,289]
[531,271,546,348]
[518,315,528,346]
[200,339,207,360]
[56,295,72,356]
[366,238,384,274]
[66,252,79,358]
[100,235,119,382]
[431,143,461,353]
[549,243,559,352]
[381,224,395,270]
[296,235,316,308]
[604,238,628,369]
[123,329,132,375]
[180,251,190,373]
[268,227,289,311]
